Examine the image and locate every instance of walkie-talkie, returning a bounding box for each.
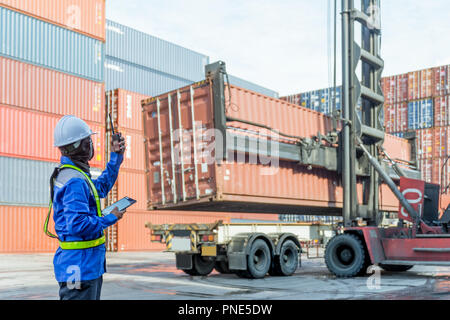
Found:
[109,113,121,142]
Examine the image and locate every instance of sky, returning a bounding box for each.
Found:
[106,0,450,96]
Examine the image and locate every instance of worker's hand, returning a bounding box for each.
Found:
[111,207,126,221]
[111,133,126,155]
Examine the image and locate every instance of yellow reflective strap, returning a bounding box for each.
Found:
[59,165,102,217]
[45,164,106,250]
[44,200,58,239]
[59,235,106,250]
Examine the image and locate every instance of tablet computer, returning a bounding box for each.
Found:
[102,196,137,216]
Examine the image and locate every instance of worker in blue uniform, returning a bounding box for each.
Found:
[44,115,127,300]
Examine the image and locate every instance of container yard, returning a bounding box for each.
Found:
[0,0,449,304]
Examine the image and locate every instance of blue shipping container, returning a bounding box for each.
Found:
[299,87,342,115]
[226,74,279,98]
[408,99,433,130]
[0,7,104,82]
[105,56,194,97]
[106,20,208,82]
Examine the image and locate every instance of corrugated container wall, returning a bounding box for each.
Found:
[0,206,58,253]
[0,0,105,41]
[0,105,105,167]
[434,96,450,127]
[106,20,208,82]
[434,65,449,97]
[0,56,104,124]
[0,157,57,206]
[0,6,104,82]
[226,74,279,98]
[105,57,193,97]
[107,89,150,132]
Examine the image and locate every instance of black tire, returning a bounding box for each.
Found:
[182,268,200,276]
[246,239,272,279]
[325,233,368,278]
[270,240,299,276]
[214,260,231,274]
[183,254,215,276]
[379,264,413,272]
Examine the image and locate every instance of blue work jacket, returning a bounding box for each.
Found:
[52,152,123,282]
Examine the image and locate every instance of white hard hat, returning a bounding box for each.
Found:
[54,115,96,147]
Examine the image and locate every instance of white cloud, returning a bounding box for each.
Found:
[107,0,450,96]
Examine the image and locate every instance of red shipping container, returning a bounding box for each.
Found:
[433,126,450,158]
[408,69,434,100]
[396,74,409,102]
[384,104,395,133]
[0,56,104,124]
[434,96,450,127]
[421,68,434,99]
[432,157,450,189]
[434,65,449,97]
[408,71,420,101]
[106,89,150,132]
[419,158,433,183]
[416,128,434,159]
[392,103,408,132]
[0,0,106,41]
[0,105,105,168]
[382,77,395,105]
[143,82,411,213]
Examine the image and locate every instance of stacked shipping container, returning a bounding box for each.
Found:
[0,1,106,253]
[281,65,450,187]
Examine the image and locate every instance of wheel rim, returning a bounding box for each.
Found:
[334,245,356,267]
[253,249,267,271]
[281,247,296,268]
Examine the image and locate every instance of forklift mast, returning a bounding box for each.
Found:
[341,0,385,226]
[340,0,418,227]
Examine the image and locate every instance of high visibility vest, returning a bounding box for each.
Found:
[44,164,106,250]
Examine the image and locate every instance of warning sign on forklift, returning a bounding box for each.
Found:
[398,177,425,223]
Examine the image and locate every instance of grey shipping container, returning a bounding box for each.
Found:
[226,74,279,98]
[106,20,208,82]
[105,56,194,97]
[0,7,104,82]
[0,156,102,207]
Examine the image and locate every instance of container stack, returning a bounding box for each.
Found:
[105,20,209,97]
[281,64,450,190]
[0,1,106,253]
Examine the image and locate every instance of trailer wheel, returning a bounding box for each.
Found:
[246,239,271,279]
[214,260,231,274]
[270,240,299,276]
[325,234,367,278]
[183,254,215,276]
[379,264,413,272]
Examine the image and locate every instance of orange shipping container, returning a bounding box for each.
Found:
[0,206,58,253]
[0,56,104,124]
[0,105,105,168]
[0,0,105,41]
[116,210,232,251]
[143,81,410,214]
[120,130,146,171]
[116,170,148,211]
[107,89,150,132]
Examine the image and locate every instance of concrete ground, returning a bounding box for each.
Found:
[0,251,449,300]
